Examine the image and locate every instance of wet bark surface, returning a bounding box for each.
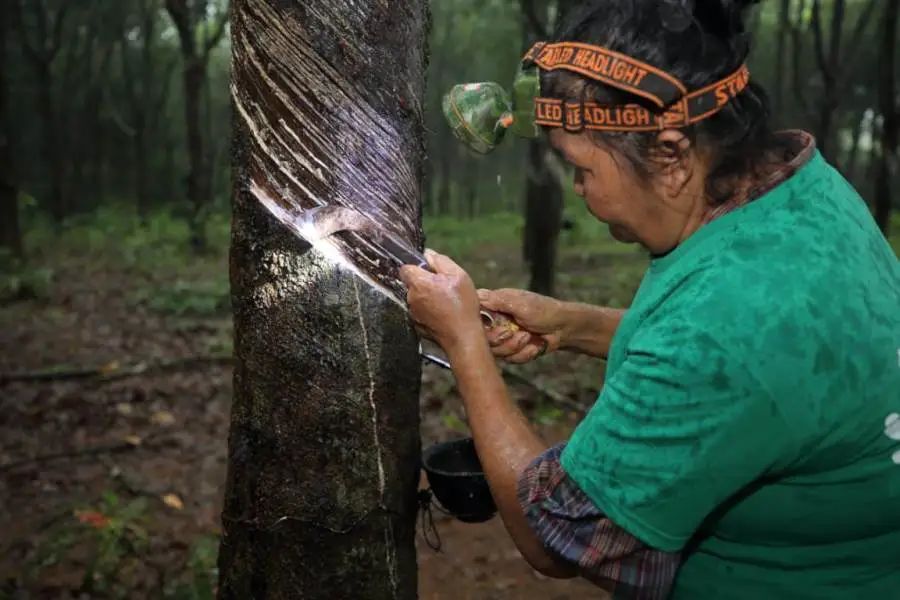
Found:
[219,0,428,597]
[231,0,428,303]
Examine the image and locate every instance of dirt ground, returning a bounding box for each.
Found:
[0,258,609,599]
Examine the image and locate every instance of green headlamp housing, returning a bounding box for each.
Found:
[442,65,540,155]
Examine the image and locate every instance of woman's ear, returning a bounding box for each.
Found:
[654,129,694,198]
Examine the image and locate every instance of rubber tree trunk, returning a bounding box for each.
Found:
[182,59,209,250]
[875,0,898,235]
[219,0,427,597]
[520,2,564,297]
[35,61,64,223]
[523,140,562,297]
[0,2,22,258]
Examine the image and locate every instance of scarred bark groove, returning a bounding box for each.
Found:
[219,0,428,597]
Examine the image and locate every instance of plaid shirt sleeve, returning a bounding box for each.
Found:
[517,443,681,600]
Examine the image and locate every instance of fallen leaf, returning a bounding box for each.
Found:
[74,510,110,529]
[116,402,133,416]
[150,410,176,426]
[162,493,184,510]
[99,360,121,375]
[124,434,142,446]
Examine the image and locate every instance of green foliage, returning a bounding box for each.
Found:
[25,206,230,270]
[441,411,470,434]
[24,491,150,598]
[163,535,220,600]
[0,261,54,304]
[135,278,230,316]
[533,402,565,426]
[424,211,523,256]
[81,492,151,596]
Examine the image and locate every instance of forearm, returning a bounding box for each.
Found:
[447,335,576,578]
[558,303,625,359]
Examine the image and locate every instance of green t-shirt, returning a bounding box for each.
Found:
[561,150,900,599]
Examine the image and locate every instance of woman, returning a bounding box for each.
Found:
[400,1,900,598]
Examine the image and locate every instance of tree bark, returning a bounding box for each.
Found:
[0,0,22,258]
[219,0,427,597]
[875,0,898,234]
[14,0,67,223]
[524,140,562,296]
[521,0,563,297]
[774,0,790,116]
[165,0,228,251]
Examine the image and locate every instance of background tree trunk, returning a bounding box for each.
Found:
[218,0,427,596]
[14,0,68,223]
[520,0,563,297]
[524,141,562,296]
[875,0,898,234]
[165,0,228,251]
[774,0,791,115]
[0,0,22,258]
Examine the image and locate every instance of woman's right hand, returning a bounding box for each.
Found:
[477,288,568,364]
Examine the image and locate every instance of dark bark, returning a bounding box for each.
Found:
[521,0,563,297]
[0,0,22,258]
[13,0,68,223]
[845,111,866,183]
[165,0,228,251]
[436,145,452,215]
[523,141,562,297]
[809,0,878,161]
[465,155,480,219]
[121,0,166,218]
[774,0,790,115]
[875,0,898,234]
[219,0,427,597]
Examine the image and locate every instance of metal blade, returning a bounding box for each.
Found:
[299,205,375,242]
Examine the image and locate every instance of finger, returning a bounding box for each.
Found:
[477,288,523,314]
[423,248,465,276]
[399,264,432,288]
[506,344,542,364]
[485,327,514,347]
[491,331,531,358]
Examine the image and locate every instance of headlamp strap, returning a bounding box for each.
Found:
[524,42,751,132]
[524,41,686,108]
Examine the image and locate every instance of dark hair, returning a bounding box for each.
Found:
[541,0,774,204]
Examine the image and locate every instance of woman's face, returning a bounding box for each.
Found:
[547,129,705,254]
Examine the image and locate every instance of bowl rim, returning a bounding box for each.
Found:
[422,437,486,478]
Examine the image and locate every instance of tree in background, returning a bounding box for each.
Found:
[219,0,426,595]
[520,0,578,297]
[807,0,878,164]
[0,0,22,258]
[875,0,898,235]
[120,0,179,220]
[164,0,229,251]
[11,0,68,224]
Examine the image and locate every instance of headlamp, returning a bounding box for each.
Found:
[442,65,541,155]
[443,41,750,155]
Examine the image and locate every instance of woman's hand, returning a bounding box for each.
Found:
[398,250,485,354]
[477,288,568,364]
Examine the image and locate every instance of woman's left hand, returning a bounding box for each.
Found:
[399,249,485,354]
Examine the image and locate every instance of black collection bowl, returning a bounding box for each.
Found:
[422,437,497,523]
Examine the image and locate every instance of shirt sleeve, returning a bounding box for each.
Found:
[560,322,796,552]
[518,443,680,599]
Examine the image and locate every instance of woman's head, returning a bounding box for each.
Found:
[540,0,771,253]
